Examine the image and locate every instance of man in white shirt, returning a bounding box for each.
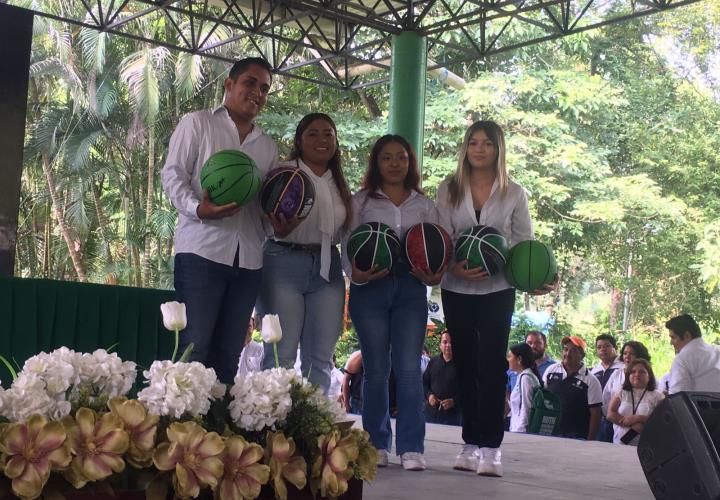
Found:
[666,314,720,394]
[161,57,279,383]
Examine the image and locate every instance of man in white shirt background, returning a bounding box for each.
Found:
[161,57,279,383]
[666,314,720,394]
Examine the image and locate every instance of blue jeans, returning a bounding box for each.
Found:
[173,252,261,384]
[257,240,345,393]
[349,270,427,455]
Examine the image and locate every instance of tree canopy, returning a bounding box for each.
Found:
[14,2,720,374]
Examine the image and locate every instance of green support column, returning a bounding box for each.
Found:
[388,31,427,171]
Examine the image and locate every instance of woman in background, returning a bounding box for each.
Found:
[507,342,541,433]
[607,359,664,445]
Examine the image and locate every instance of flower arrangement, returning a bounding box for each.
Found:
[0,305,377,500]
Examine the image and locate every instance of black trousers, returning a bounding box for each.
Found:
[441,287,515,448]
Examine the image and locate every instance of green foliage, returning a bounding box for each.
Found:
[13,2,720,370]
[333,329,360,370]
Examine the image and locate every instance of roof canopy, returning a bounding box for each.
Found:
[16,0,704,89]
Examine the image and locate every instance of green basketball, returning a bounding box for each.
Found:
[505,240,557,292]
[347,222,401,272]
[454,225,509,275]
[200,150,262,206]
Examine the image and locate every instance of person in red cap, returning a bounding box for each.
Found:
[542,336,603,440]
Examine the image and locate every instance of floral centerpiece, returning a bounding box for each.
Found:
[0,305,377,500]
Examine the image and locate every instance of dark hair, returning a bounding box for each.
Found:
[362,135,423,195]
[620,341,651,363]
[289,113,353,230]
[595,334,617,349]
[622,359,657,392]
[510,342,541,381]
[665,313,702,339]
[228,57,273,83]
[525,330,547,346]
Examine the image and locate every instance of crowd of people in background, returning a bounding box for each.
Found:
[161,55,720,480]
[240,311,720,454]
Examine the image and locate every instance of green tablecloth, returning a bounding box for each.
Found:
[0,277,176,385]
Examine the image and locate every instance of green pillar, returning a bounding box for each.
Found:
[388,31,427,171]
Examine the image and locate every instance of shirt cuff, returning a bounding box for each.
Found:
[187,199,201,222]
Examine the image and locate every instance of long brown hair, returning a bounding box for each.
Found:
[288,113,353,229]
[447,120,508,208]
[362,134,423,197]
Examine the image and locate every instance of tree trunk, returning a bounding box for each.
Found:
[42,153,87,282]
[91,178,113,265]
[357,90,382,118]
[44,204,51,278]
[609,288,622,330]
[142,125,156,286]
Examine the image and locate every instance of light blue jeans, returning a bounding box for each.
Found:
[349,269,427,455]
[257,240,345,393]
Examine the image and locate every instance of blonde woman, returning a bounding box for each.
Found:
[436,120,554,477]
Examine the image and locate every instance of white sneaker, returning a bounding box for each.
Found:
[453,444,479,471]
[401,452,426,471]
[477,447,503,477]
[377,449,389,467]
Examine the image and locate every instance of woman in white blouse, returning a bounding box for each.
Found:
[258,113,353,394]
[507,342,541,433]
[607,358,664,446]
[345,134,442,472]
[436,120,554,477]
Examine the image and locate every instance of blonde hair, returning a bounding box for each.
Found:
[447,120,508,208]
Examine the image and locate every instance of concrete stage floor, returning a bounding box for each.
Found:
[352,417,654,500]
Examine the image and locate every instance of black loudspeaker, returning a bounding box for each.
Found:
[637,392,720,500]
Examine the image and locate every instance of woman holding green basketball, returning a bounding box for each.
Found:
[436,120,555,477]
[257,113,353,394]
[344,134,442,472]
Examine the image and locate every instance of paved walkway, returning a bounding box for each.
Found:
[353,418,654,500]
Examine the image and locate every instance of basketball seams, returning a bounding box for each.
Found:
[349,222,400,271]
[421,224,430,273]
[274,170,300,217]
[211,170,253,202]
[349,224,374,263]
[201,161,251,182]
[456,227,507,273]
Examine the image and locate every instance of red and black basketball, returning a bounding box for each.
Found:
[403,223,453,274]
[260,166,315,220]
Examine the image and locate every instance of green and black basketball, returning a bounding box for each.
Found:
[347,222,401,272]
[454,225,509,275]
[200,150,262,206]
[505,240,557,292]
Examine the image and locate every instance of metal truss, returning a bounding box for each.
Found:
[9,0,706,89]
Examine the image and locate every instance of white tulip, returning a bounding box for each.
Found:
[261,314,283,344]
[161,301,187,331]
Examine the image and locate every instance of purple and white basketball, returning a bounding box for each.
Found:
[260,166,315,220]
